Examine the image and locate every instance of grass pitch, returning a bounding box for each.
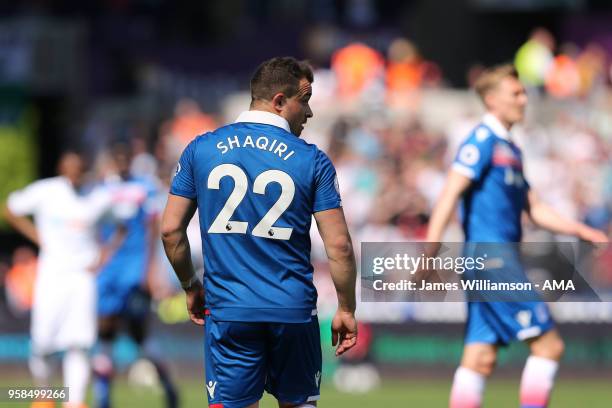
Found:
[103,378,610,407]
[2,374,610,407]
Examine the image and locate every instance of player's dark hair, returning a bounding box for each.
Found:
[58,148,84,159]
[250,57,314,104]
[57,148,87,169]
[474,64,519,102]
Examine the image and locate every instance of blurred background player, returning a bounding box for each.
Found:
[3,152,117,408]
[93,143,178,408]
[161,57,358,408]
[426,64,609,408]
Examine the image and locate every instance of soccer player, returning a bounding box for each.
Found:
[3,152,118,408]
[93,143,178,408]
[161,57,358,408]
[425,65,608,408]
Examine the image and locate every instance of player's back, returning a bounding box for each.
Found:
[171,112,341,323]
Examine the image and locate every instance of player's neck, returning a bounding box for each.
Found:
[489,113,513,130]
[63,176,84,193]
[249,102,280,117]
[500,119,514,130]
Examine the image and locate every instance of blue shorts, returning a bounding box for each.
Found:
[204,315,322,408]
[97,254,148,317]
[462,243,555,345]
[97,280,149,318]
[465,301,555,346]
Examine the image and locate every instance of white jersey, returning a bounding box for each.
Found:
[7,176,113,278]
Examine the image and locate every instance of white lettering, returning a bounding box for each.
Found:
[268,138,278,152]
[215,135,298,161]
[227,135,240,149]
[373,257,385,274]
[543,280,575,291]
[256,136,269,149]
[274,143,287,157]
[216,141,228,154]
[243,135,255,148]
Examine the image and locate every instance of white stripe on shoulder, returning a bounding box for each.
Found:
[475,126,491,142]
[452,163,476,179]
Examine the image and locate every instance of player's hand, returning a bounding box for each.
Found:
[331,309,358,356]
[184,280,206,326]
[88,247,112,274]
[577,224,609,244]
[411,242,443,286]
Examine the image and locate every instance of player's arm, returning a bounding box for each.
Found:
[91,224,127,273]
[415,170,473,285]
[4,181,47,245]
[144,214,160,293]
[161,194,205,325]
[2,205,39,245]
[314,207,358,356]
[525,190,608,243]
[427,133,491,248]
[314,207,356,312]
[426,170,472,244]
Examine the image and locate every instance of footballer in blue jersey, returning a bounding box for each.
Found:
[97,175,157,317]
[93,144,178,408]
[426,65,608,408]
[162,57,358,408]
[452,113,528,243]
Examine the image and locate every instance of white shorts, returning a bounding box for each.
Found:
[30,270,97,355]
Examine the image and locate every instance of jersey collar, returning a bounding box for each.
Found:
[482,113,511,141]
[235,110,291,133]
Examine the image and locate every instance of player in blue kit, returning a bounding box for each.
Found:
[161,57,358,408]
[93,144,178,408]
[426,65,608,408]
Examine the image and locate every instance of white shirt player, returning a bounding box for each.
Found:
[7,176,117,353]
[8,176,115,277]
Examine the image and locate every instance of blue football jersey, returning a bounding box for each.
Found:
[170,111,342,323]
[98,176,159,286]
[452,114,529,242]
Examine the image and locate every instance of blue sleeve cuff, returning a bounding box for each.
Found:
[169,188,196,200]
[313,198,342,213]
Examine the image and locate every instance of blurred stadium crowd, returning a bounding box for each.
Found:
[2,26,611,323]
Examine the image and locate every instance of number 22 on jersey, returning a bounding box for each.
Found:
[207,164,295,240]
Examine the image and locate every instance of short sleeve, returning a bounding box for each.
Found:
[7,181,45,216]
[170,139,197,199]
[313,149,342,213]
[451,127,495,181]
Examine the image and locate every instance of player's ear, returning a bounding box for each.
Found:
[484,91,496,110]
[271,93,286,111]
